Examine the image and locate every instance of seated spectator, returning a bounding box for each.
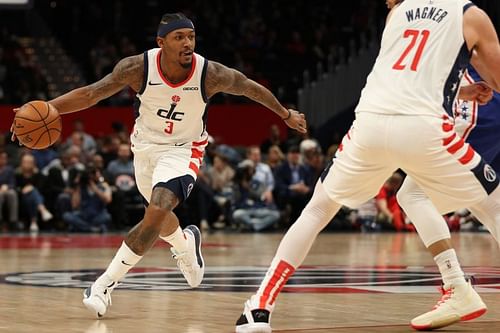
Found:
[15,153,52,232]
[0,151,20,231]
[376,172,414,232]
[246,145,275,206]
[260,124,285,155]
[105,145,140,229]
[106,143,134,183]
[265,144,285,174]
[63,166,112,233]
[355,198,380,232]
[231,159,280,231]
[274,145,314,224]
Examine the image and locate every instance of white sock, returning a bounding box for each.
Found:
[434,249,466,288]
[160,226,188,253]
[100,242,142,283]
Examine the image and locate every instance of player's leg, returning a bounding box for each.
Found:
[468,185,500,244]
[236,113,396,332]
[397,177,486,330]
[398,116,494,330]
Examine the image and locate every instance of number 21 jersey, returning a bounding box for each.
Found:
[356,0,472,118]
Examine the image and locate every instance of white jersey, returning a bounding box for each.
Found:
[356,0,472,118]
[131,48,208,151]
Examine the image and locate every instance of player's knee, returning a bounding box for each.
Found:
[150,186,179,211]
[144,204,170,226]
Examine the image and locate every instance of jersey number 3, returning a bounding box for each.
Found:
[393,29,430,71]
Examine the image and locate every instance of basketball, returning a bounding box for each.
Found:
[13,100,62,149]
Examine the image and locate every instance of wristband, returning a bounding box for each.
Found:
[282,109,291,121]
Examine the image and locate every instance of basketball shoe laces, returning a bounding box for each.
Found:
[171,249,195,276]
[95,282,116,307]
[432,286,453,310]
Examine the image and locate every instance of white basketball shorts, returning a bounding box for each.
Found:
[321,112,498,212]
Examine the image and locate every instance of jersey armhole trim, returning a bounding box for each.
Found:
[463,2,475,13]
[200,58,209,103]
[137,51,148,95]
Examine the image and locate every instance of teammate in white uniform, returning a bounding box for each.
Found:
[11,13,307,318]
[236,1,500,332]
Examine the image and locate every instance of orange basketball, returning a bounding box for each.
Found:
[13,100,62,149]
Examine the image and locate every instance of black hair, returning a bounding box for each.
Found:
[158,12,188,28]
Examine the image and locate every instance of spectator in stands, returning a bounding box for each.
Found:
[43,146,85,224]
[63,166,112,233]
[246,146,275,206]
[105,144,139,229]
[15,153,53,232]
[71,119,97,156]
[260,124,285,155]
[0,151,20,231]
[232,159,280,231]
[265,144,285,174]
[106,143,134,183]
[375,171,413,232]
[274,145,314,224]
[355,198,380,232]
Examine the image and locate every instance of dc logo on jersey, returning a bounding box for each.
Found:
[484,164,497,183]
[157,95,184,121]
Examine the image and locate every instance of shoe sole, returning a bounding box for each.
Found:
[411,307,487,331]
[186,225,204,269]
[235,323,272,333]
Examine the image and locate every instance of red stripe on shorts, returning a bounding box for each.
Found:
[442,123,454,132]
[189,162,199,174]
[259,260,295,308]
[458,145,475,165]
[442,133,456,146]
[192,138,208,147]
[191,148,204,159]
[447,138,465,154]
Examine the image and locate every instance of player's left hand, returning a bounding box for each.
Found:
[458,82,493,105]
[283,109,307,133]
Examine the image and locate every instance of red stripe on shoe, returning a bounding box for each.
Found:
[259,260,295,309]
[189,162,199,174]
[447,138,465,154]
[461,307,487,321]
[442,133,456,146]
[458,145,475,165]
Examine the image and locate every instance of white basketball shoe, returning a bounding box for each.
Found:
[170,225,205,288]
[235,296,273,333]
[83,275,116,318]
[411,279,487,330]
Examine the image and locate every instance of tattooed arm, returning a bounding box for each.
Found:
[204,61,307,133]
[48,54,144,114]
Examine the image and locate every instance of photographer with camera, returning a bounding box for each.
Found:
[62,165,112,233]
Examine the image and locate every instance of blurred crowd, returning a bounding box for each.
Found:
[0,122,484,235]
[0,0,387,105]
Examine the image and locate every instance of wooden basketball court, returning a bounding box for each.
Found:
[1,232,500,333]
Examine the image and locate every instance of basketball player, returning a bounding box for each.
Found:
[235,1,500,332]
[11,13,307,318]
